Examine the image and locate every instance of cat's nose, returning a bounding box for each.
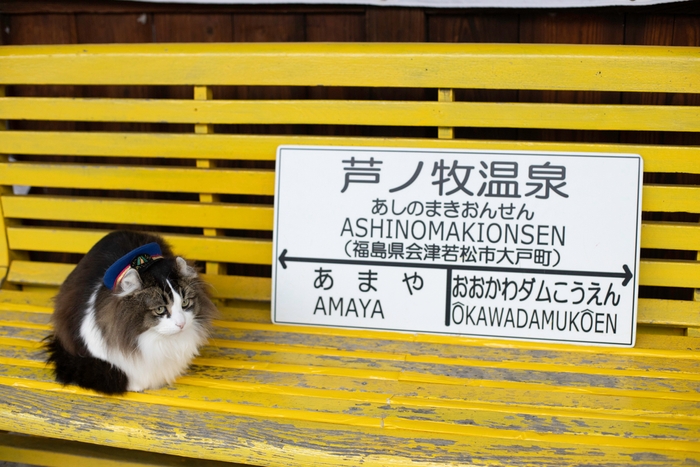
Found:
[176,321,185,330]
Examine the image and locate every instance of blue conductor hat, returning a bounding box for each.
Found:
[103,242,164,290]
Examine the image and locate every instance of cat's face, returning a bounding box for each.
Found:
[104,257,215,349]
[135,277,198,336]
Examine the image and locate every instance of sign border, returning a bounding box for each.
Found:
[272,145,643,347]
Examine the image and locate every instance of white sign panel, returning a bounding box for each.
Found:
[272,146,643,347]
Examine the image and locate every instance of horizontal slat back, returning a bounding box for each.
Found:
[0,132,698,172]
[1,43,698,92]
[0,43,698,314]
[0,163,275,196]
[2,98,699,133]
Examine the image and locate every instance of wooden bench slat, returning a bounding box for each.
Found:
[2,43,698,93]
[2,292,699,355]
[1,363,699,452]
[6,261,73,286]
[2,386,694,467]
[3,325,700,421]
[0,431,242,467]
[0,162,275,196]
[3,310,697,376]
[7,228,272,265]
[2,337,699,427]
[3,131,699,174]
[6,197,700,251]
[2,195,274,231]
[4,306,699,378]
[638,299,700,328]
[0,290,54,308]
[3,97,699,133]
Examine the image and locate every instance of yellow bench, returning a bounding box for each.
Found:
[0,43,699,466]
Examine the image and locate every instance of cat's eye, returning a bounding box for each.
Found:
[154,306,168,316]
[182,297,191,308]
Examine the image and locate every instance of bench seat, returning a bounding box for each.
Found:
[0,43,699,466]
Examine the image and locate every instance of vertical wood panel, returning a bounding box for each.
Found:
[227,12,305,278]
[667,16,700,174]
[621,14,674,146]
[6,14,78,131]
[307,13,367,136]
[75,13,151,43]
[366,7,425,42]
[229,13,306,137]
[428,13,519,141]
[74,14,153,134]
[519,11,625,143]
[233,13,305,42]
[152,13,235,132]
[365,7,429,138]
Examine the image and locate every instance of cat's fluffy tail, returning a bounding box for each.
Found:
[45,335,129,395]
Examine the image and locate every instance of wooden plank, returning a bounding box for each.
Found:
[205,275,271,301]
[0,289,54,309]
[1,43,699,93]
[6,228,272,265]
[153,13,234,43]
[1,363,699,452]
[643,185,700,213]
[2,131,699,174]
[5,227,699,286]
[4,97,699,132]
[3,314,700,420]
[0,430,242,467]
[6,260,271,301]
[366,7,425,42]
[0,162,275,196]
[231,12,306,137]
[640,259,700,288]
[620,14,674,146]
[640,221,700,251]
[6,303,699,382]
[3,260,696,344]
[304,12,368,137]
[0,386,695,467]
[0,288,697,359]
[638,299,700,327]
[6,261,73,286]
[2,166,697,214]
[428,12,519,141]
[2,196,273,231]
[518,10,625,144]
[2,313,699,392]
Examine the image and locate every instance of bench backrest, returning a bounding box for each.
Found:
[0,43,698,340]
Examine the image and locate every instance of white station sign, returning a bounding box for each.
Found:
[272,146,643,347]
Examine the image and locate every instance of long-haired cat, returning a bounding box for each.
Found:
[46,230,217,394]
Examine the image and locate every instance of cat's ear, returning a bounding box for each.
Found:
[118,268,142,295]
[176,257,197,278]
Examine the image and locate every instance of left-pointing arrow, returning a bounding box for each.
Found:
[278,249,634,286]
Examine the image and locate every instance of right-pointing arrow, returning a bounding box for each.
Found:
[622,264,633,287]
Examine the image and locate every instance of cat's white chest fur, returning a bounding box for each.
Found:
[80,284,207,392]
